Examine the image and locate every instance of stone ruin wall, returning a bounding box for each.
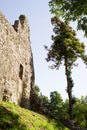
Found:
[0,11,34,109]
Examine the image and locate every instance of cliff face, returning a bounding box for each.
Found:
[0,12,34,109]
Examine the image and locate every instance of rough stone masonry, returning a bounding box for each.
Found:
[0,11,34,109]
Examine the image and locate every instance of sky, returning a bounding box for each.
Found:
[0,1,87,100]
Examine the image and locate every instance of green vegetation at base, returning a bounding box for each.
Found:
[0,100,68,130]
[34,85,87,128]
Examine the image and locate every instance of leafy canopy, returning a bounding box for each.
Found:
[45,17,85,69]
[49,0,87,36]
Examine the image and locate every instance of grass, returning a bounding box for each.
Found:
[0,100,68,130]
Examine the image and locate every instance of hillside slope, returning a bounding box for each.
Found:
[0,100,68,130]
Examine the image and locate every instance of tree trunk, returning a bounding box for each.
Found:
[65,58,73,120]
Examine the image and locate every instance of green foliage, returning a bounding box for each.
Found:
[39,91,68,129]
[34,85,40,96]
[62,99,69,119]
[45,16,86,120]
[40,90,66,120]
[63,96,87,128]
[19,15,26,21]
[49,91,64,118]
[48,0,87,125]
[50,91,63,106]
[32,84,87,128]
[40,93,50,109]
[49,0,87,36]
[73,96,87,128]
[49,0,63,17]
[45,17,85,69]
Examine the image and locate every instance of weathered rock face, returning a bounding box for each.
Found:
[0,11,34,109]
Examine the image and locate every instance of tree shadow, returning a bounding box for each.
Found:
[0,105,27,130]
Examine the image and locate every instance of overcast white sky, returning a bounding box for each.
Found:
[0,0,87,100]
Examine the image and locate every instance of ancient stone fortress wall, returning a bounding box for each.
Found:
[0,11,34,109]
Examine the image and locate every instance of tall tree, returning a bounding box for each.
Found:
[49,0,87,36]
[45,16,86,121]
